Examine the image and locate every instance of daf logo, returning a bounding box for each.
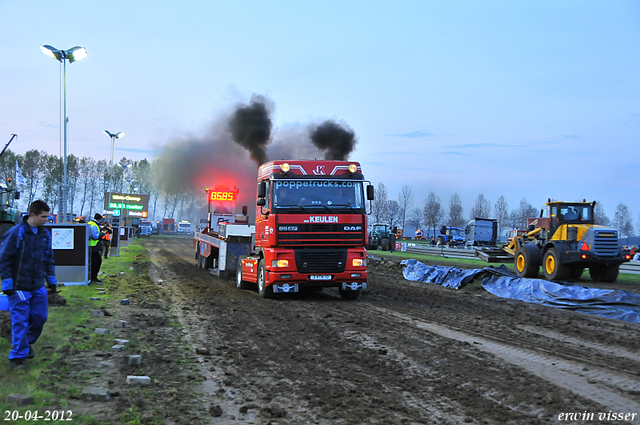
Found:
[344,226,362,231]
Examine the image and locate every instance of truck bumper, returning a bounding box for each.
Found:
[271,280,366,294]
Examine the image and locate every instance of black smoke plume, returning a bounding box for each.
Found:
[310,120,357,160]
[229,95,273,165]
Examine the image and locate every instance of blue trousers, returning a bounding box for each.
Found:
[8,286,48,360]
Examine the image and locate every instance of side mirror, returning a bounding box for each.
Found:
[242,205,248,215]
[440,225,446,235]
[257,181,266,198]
[366,185,374,201]
[257,199,266,207]
[392,226,397,234]
[14,191,20,200]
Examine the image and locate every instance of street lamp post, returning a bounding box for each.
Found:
[41,45,88,223]
[104,130,125,185]
[117,162,133,226]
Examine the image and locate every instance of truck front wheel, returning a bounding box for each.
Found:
[257,260,274,299]
[236,257,251,290]
[589,265,619,283]
[339,288,361,300]
[543,248,569,281]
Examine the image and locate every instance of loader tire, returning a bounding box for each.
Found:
[381,238,390,251]
[589,265,619,283]
[436,236,445,246]
[570,267,584,281]
[515,248,539,278]
[543,248,569,281]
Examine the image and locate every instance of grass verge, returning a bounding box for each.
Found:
[0,240,146,424]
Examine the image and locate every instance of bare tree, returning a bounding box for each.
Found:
[386,200,401,227]
[397,184,413,232]
[371,182,388,223]
[613,203,634,236]
[593,201,611,227]
[513,198,538,229]
[20,149,46,208]
[448,193,465,228]
[406,208,423,235]
[76,157,94,216]
[494,195,509,238]
[423,192,444,239]
[42,154,62,214]
[470,193,491,219]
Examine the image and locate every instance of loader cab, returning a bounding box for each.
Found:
[548,201,594,234]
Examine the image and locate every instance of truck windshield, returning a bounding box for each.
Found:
[449,228,462,237]
[273,179,365,213]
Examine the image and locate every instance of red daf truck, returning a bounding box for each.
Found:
[195,160,374,300]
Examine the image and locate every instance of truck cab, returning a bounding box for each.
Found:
[237,160,374,300]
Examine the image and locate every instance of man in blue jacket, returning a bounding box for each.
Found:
[0,200,57,370]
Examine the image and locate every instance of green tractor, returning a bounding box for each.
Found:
[368,223,397,252]
[0,181,20,238]
[0,134,21,238]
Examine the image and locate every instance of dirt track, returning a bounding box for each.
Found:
[128,236,638,424]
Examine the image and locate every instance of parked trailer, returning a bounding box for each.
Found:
[465,218,498,248]
[194,223,255,278]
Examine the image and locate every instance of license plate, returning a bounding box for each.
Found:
[310,275,332,281]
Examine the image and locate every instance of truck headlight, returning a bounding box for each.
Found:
[272,260,289,268]
[352,258,365,267]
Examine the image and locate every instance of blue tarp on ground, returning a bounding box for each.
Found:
[400,259,640,324]
[401,259,485,289]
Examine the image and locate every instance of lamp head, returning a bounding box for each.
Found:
[66,46,87,63]
[40,45,62,61]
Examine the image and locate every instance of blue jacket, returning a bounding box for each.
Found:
[0,216,57,292]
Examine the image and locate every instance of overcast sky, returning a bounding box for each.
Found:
[1,1,639,224]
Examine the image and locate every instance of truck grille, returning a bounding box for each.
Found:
[592,231,619,257]
[277,223,364,247]
[294,249,347,273]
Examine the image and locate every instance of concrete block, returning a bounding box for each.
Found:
[114,339,129,346]
[92,310,104,316]
[120,299,130,305]
[95,328,110,335]
[6,394,34,406]
[112,345,125,352]
[117,320,128,328]
[128,355,142,366]
[90,297,101,301]
[126,375,150,385]
[81,387,110,402]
